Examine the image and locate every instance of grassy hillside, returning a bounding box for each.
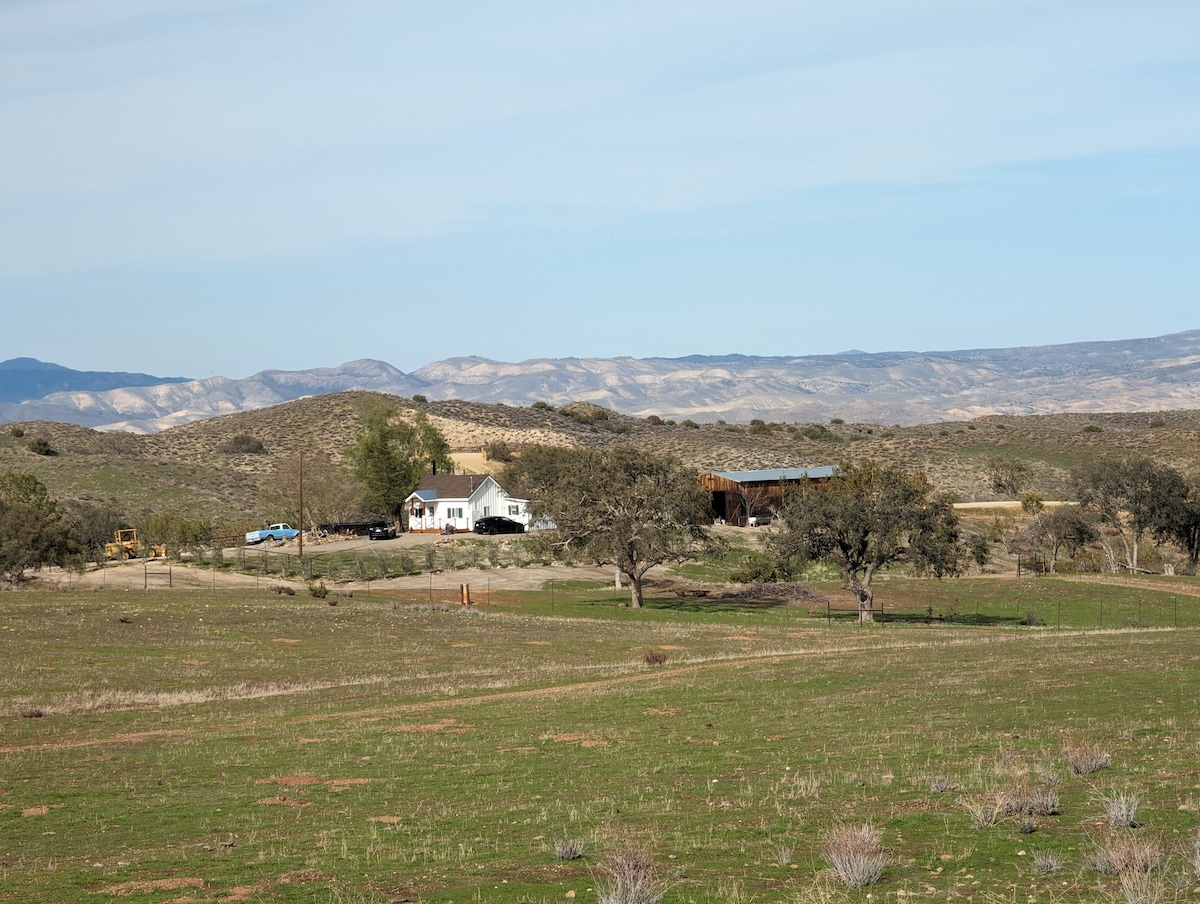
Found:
[3,394,1200,524]
[2,585,1199,902]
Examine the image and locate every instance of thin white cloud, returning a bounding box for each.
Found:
[0,0,1197,276]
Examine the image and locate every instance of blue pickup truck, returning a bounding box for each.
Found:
[245,523,301,544]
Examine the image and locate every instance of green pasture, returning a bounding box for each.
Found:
[2,581,1199,903]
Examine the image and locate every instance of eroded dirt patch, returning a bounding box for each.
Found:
[0,728,188,755]
[552,732,609,748]
[279,869,330,883]
[21,806,50,817]
[255,775,323,787]
[367,815,402,824]
[99,877,205,895]
[255,796,310,808]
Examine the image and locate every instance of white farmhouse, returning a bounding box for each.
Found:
[404,474,529,533]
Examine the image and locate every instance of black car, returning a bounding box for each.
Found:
[473,516,525,535]
[367,524,396,540]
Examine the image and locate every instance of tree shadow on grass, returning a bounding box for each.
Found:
[645,596,793,614]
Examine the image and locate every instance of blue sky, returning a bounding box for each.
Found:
[2,0,1197,379]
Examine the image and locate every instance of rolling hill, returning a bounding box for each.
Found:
[4,391,1199,526]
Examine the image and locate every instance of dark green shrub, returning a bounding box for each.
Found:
[484,440,514,462]
[800,424,831,440]
[26,437,54,456]
[217,433,266,454]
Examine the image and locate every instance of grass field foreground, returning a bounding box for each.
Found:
[2,583,1199,903]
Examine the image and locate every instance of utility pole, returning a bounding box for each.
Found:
[297,452,304,561]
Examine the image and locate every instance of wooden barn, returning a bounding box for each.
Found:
[699,466,835,526]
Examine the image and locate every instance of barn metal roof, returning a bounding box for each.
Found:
[710,466,836,484]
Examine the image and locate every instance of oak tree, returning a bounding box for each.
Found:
[767,460,962,621]
[505,445,715,608]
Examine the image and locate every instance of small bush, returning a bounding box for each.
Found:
[959,795,1000,828]
[1148,417,1166,428]
[823,822,886,888]
[1098,788,1139,828]
[20,707,44,718]
[642,649,668,666]
[1020,611,1046,627]
[9,425,25,437]
[1086,832,1163,876]
[1118,872,1166,904]
[769,838,794,867]
[595,846,666,904]
[1082,424,1103,433]
[554,838,585,861]
[679,419,699,429]
[1034,763,1061,787]
[306,579,329,599]
[216,433,266,454]
[1030,850,1062,874]
[830,417,845,425]
[929,775,955,794]
[1066,740,1111,775]
[800,424,832,441]
[1002,786,1060,817]
[26,437,54,455]
[484,440,515,462]
[268,584,296,596]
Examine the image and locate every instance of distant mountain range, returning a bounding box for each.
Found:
[3,330,1199,433]
[0,357,190,405]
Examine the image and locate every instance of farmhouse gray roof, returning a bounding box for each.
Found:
[408,474,493,500]
[711,466,836,484]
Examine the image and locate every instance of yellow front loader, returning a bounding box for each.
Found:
[104,528,167,561]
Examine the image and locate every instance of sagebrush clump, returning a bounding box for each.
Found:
[554,837,585,861]
[1066,740,1111,775]
[823,822,886,888]
[595,846,666,904]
